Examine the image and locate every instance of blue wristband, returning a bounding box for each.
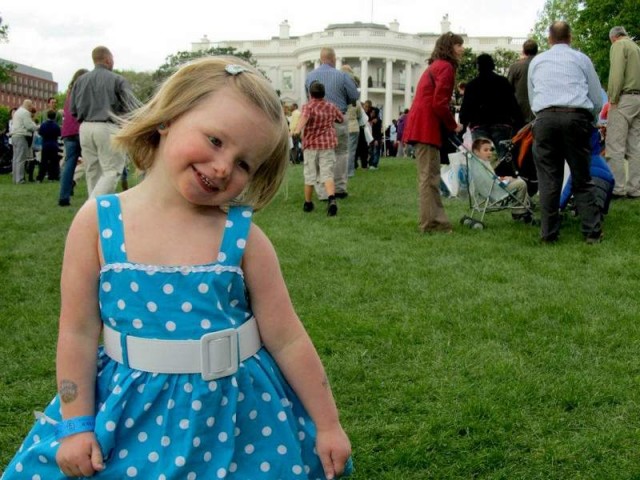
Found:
[341,457,354,477]
[55,416,95,440]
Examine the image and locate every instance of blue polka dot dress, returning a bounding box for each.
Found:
[2,194,327,480]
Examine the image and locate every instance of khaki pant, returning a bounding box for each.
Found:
[416,143,452,232]
[79,122,126,198]
[314,122,349,199]
[606,94,640,197]
[11,135,29,184]
[303,149,336,185]
[506,178,530,215]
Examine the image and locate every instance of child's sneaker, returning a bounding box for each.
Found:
[303,201,314,212]
[327,198,338,216]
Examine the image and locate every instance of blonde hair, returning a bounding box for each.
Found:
[113,56,289,211]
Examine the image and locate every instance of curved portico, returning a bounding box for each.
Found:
[193,18,525,128]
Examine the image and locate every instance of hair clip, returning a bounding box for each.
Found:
[225,64,248,76]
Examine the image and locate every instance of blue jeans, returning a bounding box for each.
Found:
[369,141,381,168]
[59,136,81,203]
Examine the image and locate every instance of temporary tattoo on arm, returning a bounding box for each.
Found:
[59,380,78,403]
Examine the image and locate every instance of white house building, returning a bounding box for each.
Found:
[193,17,527,127]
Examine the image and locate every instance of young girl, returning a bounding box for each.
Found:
[2,57,352,479]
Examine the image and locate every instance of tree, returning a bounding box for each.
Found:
[493,48,520,76]
[117,70,157,103]
[153,47,257,85]
[576,0,640,84]
[531,0,640,85]
[0,14,16,84]
[456,48,478,85]
[0,105,10,132]
[532,0,582,51]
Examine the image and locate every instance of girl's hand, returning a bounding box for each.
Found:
[316,426,352,479]
[56,432,105,477]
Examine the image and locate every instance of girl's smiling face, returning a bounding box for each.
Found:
[155,86,278,208]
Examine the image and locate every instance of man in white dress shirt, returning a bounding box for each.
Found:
[528,21,603,244]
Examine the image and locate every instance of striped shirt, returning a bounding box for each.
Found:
[300,99,344,150]
[528,43,603,119]
[305,64,359,113]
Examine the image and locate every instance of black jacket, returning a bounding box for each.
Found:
[459,72,524,130]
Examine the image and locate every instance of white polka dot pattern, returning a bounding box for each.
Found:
[2,200,330,479]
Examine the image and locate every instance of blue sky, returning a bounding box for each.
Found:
[1,0,545,91]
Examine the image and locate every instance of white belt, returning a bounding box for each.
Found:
[103,317,261,381]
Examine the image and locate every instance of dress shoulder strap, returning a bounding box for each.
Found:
[96,194,127,264]
[217,206,253,268]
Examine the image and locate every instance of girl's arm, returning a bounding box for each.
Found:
[243,225,351,479]
[55,200,105,477]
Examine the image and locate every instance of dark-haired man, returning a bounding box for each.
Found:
[528,21,603,244]
[37,97,62,125]
[508,39,538,123]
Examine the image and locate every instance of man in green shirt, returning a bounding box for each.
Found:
[606,26,640,198]
[37,97,63,125]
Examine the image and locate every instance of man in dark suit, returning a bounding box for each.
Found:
[508,39,538,124]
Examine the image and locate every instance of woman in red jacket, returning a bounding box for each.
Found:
[404,32,464,233]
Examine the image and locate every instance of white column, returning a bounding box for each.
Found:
[299,62,308,105]
[384,58,394,127]
[314,60,320,69]
[404,61,413,108]
[360,57,369,102]
[272,66,280,91]
[336,57,342,70]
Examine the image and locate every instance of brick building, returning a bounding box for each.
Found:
[0,58,58,110]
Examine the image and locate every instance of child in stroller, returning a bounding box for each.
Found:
[473,138,533,222]
[458,137,535,229]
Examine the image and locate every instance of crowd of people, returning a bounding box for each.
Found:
[4,22,639,239]
[276,22,638,243]
[5,46,139,207]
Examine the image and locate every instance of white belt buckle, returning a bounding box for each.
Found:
[200,329,239,381]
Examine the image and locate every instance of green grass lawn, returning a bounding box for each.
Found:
[2,158,640,479]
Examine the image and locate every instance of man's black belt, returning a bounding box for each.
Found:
[539,107,591,115]
[622,89,640,95]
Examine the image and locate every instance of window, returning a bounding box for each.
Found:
[282,71,293,91]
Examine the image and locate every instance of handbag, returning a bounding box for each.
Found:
[363,123,374,145]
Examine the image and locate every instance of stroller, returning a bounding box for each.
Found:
[454,138,535,230]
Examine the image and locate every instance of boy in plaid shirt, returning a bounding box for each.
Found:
[292,81,344,216]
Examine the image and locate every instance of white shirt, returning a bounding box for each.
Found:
[528,43,603,119]
[11,106,37,137]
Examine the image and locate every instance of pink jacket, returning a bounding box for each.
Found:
[61,95,81,138]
